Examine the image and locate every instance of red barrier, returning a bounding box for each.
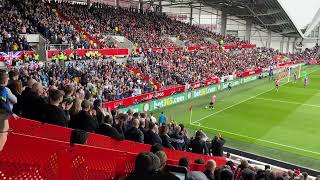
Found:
[236,69,262,78]
[190,77,220,89]
[9,117,227,168]
[47,48,129,59]
[104,85,186,109]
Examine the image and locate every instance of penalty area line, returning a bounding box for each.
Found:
[255,97,320,108]
[189,123,320,156]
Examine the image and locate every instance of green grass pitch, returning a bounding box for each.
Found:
[153,65,320,170]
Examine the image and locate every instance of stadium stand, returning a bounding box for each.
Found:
[1,0,320,179]
[0,3,35,51]
[1,0,250,50]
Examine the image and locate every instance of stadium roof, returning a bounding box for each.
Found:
[160,0,304,38]
[303,8,320,37]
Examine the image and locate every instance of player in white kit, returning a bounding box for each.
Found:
[209,95,216,109]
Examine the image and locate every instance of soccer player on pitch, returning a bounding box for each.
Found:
[293,72,298,83]
[304,77,308,88]
[209,94,216,109]
[275,79,280,92]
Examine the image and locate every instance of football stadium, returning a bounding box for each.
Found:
[0,0,320,179]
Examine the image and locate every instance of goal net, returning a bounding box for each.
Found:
[275,64,302,83]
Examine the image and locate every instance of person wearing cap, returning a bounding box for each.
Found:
[43,89,73,127]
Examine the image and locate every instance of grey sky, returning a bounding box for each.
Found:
[279,0,320,29]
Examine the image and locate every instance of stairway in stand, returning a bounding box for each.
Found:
[53,5,102,49]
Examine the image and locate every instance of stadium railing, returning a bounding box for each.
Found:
[9,116,227,165]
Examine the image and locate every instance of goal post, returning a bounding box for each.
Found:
[276,63,302,83]
[288,63,302,80]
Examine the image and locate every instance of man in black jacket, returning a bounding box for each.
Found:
[190,131,209,155]
[93,99,105,125]
[144,122,162,145]
[43,89,72,127]
[69,100,98,133]
[211,133,225,156]
[125,118,144,143]
[21,82,47,121]
[169,126,185,151]
[97,115,124,140]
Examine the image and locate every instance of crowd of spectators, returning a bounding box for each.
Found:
[130,47,280,87]
[0,3,35,51]
[56,2,247,48]
[288,46,320,60]
[125,146,317,180]
[0,0,249,51]
[11,0,94,49]
[0,67,225,155]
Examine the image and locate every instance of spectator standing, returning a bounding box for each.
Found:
[93,99,106,125]
[159,112,167,125]
[190,131,209,155]
[159,125,174,149]
[144,122,162,145]
[21,82,47,121]
[169,125,185,150]
[150,112,157,124]
[0,70,17,114]
[69,100,98,132]
[43,89,72,127]
[211,133,225,156]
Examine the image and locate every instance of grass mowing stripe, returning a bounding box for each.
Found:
[189,66,320,158]
[254,97,320,108]
[191,66,320,125]
[191,87,282,124]
[189,123,320,156]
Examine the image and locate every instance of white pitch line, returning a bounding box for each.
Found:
[192,86,279,124]
[189,123,320,156]
[192,67,320,124]
[255,97,320,108]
